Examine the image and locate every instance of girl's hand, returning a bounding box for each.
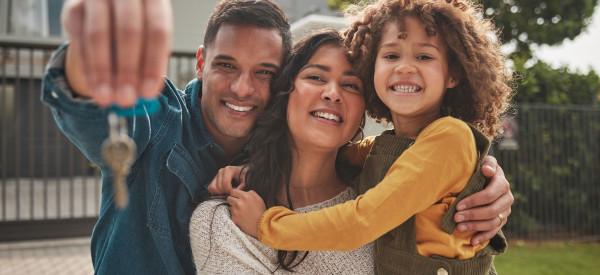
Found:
[227,189,265,238]
[207,166,247,195]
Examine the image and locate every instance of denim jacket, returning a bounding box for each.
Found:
[41,44,225,274]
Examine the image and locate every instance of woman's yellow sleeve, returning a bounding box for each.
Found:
[257,118,478,251]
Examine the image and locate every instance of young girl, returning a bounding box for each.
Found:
[228,0,512,274]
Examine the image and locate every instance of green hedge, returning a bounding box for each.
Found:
[495,104,600,239]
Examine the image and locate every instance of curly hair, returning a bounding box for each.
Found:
[343,0,513,138]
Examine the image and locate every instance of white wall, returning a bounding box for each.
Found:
[171,0,218,52]
[274,0,337,22]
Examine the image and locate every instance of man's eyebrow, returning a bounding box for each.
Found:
[213,54,235,61]
[213,55,279,71]
[260,63,280,71]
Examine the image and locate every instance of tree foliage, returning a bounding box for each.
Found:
[513,59,600,105]
[482,0,597,59]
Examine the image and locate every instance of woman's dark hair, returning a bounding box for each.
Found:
[243,29,354,272]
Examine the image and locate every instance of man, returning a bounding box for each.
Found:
[42,0,513,274]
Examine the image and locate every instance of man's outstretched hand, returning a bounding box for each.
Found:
[62,0,173,107]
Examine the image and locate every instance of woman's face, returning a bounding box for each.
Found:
[287,44,366,152]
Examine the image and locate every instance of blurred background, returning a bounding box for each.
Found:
[0,0,599,274]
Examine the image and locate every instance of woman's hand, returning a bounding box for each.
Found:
[455,155,513,245]
[228,189,265,238]
[207,166,247,195]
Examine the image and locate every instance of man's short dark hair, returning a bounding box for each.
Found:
[204,0,292,62]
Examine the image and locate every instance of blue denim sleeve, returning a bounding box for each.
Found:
[40,43,152,168]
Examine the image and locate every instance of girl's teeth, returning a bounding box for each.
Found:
[393,85,419,93]
[225,102,253,112]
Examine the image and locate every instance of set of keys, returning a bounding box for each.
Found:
[101,112,136,209]
[99,99,159,209]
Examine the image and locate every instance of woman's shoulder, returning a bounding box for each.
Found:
[189,199,280,274]
[189,199,232,240]
[191,199,229,221]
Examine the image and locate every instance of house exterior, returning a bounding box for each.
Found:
[0,0,217,49]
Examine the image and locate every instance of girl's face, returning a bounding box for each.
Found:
[374,16,457,124]
[287,44,365,152]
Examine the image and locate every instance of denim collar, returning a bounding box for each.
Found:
[184,79,227,159]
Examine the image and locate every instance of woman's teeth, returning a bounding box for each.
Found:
[312,111,341,122]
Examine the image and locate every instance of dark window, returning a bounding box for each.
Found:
[47,0,63,36]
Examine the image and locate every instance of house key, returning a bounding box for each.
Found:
[102,112,136,209]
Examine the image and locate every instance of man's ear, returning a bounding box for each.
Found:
[446,76,459,89]
[196,45,205,79]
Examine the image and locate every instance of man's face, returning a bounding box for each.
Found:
[199,24,283,147]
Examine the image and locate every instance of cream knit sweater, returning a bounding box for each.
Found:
[189,187,374,274]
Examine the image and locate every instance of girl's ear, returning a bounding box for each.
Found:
[446,76,459,89]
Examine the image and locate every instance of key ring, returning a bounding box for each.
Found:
[109,98,160,117]
[107,112,129,137]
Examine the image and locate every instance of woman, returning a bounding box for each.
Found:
[189,30,374,274]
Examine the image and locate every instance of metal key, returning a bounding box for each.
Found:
[101,112,136,209]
